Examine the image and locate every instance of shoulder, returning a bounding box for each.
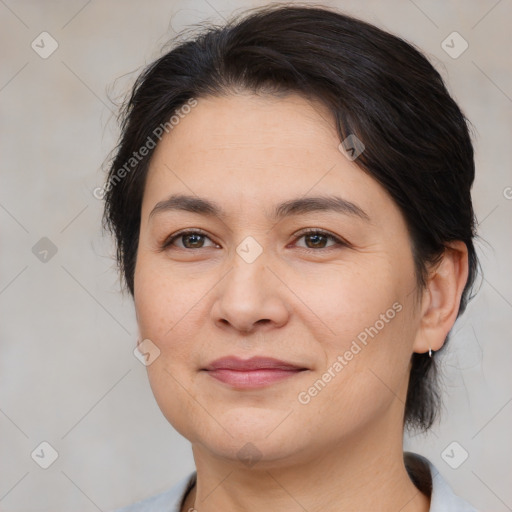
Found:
[405,451,479,512]
[111,472,196,512]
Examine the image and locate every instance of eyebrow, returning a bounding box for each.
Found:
[148,193,370,223]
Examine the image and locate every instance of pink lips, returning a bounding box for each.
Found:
[203,356,307,389]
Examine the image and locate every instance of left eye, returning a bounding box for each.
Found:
[293,230,344,250]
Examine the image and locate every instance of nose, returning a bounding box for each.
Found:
[211,255,290,334]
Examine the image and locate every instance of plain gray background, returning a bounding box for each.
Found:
[1,0,511,510]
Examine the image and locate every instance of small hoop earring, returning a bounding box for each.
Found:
[429,347,432,358]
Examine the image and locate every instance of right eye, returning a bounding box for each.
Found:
[161,230,219,250]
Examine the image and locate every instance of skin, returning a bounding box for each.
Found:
[133,92,469,512]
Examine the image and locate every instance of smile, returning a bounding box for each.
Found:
[204,368,306,389]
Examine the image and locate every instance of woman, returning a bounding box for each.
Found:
[105,5,479,511]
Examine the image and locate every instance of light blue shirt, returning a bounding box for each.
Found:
[113,452,478,511]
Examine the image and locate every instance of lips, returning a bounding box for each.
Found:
[202,356,308,388]
[204,356,306,371]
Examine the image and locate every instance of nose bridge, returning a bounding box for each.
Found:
[223,245,268,311]
[212,240,289,332]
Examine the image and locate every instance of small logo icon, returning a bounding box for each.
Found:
[441,441,469,469]
[237,442,262,467]
[31,32,59,59]
[134,338,161,366]
[236,236,263,264]
[338,134,365,161]
[93,187,105,200]
[32,237,58,262]
[31,441,59,469]
[441,32,468,59]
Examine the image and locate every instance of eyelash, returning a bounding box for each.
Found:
[160,228,349,252]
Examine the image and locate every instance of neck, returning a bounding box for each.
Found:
[182,403,430,512]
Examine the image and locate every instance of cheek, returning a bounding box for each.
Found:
[304,259,407,342]
[134,251,192,341]
[300,259,416,408]
[134,254,206,436]
[134,250,211,382]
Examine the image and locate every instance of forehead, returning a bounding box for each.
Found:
[152,93,340,165]
[141,93,396,224]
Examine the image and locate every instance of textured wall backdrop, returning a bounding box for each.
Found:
[1,0,511,510]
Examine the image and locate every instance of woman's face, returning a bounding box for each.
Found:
[134,93,422,466]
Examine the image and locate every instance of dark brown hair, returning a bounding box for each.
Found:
[102,4,478,431]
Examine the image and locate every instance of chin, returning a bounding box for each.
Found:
[181,408,308,462]
[196,433,308,470]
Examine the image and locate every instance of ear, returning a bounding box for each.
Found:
[413,241,469,354]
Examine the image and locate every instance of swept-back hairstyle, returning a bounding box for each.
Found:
[102,4,478,431]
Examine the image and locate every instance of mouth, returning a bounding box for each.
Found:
[202,356,308,389]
